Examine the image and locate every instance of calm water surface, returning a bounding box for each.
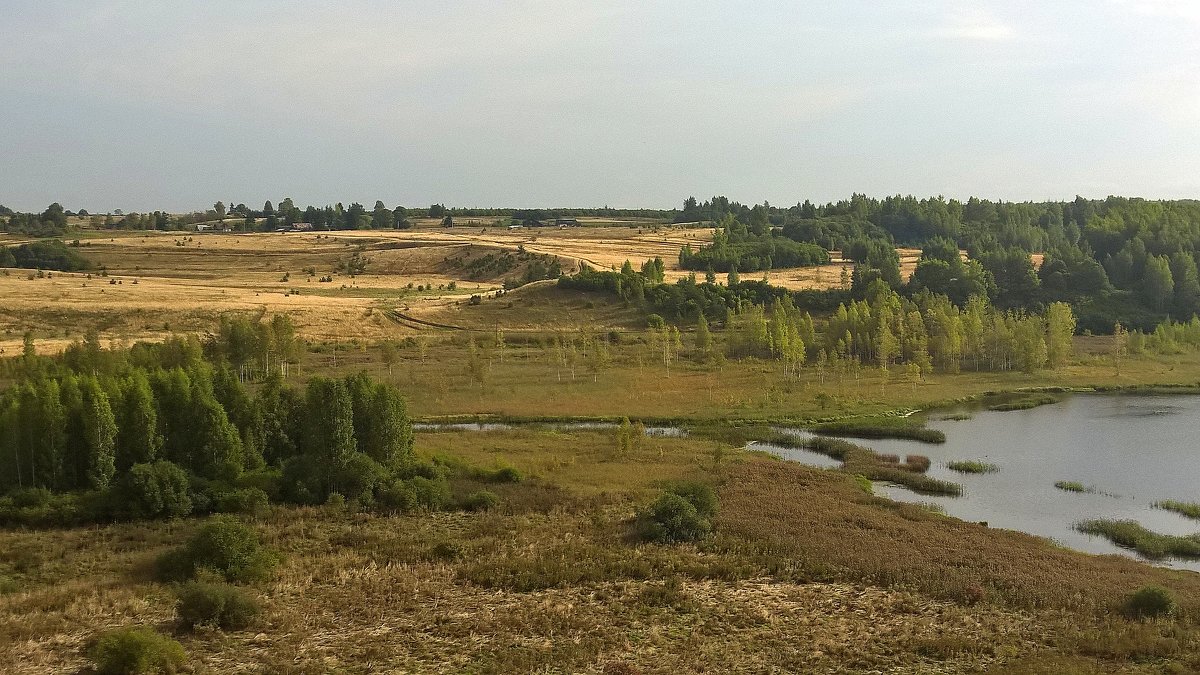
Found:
[787,394,1200,570]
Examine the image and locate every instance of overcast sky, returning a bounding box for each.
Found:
[1,0,1198,213]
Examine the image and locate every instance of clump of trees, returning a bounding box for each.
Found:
[0,239,90,271]
[0,317,418,526]
[679,214,829,273]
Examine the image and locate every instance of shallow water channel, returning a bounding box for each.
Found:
[417,395,1200,571]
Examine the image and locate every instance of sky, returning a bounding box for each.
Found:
[1,0,1198,213]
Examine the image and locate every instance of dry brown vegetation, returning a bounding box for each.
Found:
[4,426,1197,674]
[0,227,924,355]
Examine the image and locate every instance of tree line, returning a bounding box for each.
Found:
[677,194,1200,333]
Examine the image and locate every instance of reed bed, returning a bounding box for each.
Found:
[989,395,1059,412]
[947,461,1000,474]
[808,420,946,444]
[1155,500,1200,521]
[1076,519,1200,560]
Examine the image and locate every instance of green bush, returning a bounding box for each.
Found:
[461,490,500,512]
[377,475,451,513]
[430,541,464,561]
[175,581,260,631]
[214,487,269,515]
[236,469,283,502]
[489,466,523,483]
[1124,585,1177,619]
[89,627,186,674]
[646,314,666,329]
[157,518,277,583]
[666,481,718,519]
[281,454,325,505]
[332,453,386,502]
[9,486,53,509]
[0,489,91,527]
[638,492,712,543]
[115,461,193,520]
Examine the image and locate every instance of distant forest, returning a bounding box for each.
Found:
[6,193,1200,331]
[670,195,1200,333]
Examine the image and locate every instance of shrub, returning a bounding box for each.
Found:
[236,469,283,502]
[114,461,193,520]
[332,453,386,502]
[214,487,269,515]
[638,492,712,543]
[281,454,325,505]
[431,541,464,561]
[1124,585,1177,619]
[489,466,523,483]
[157,518,277,584]
[89,627,186,675]
[646,314,665,329]
[175,581,260,631]
[666,481,718,519]
[0,490,86,527]
[461,490,500,512]
[9,486,53,509]
[377,475,452,513]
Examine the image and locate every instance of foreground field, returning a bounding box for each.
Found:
[3,429,1199,673]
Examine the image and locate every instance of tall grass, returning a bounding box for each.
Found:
[797,438,961,496]
[809,420,946,444]
[947,461,999,474]
[1055,481,1092,493]
[989,395,1059,412]
[1076,519,1200,559]
[1155,500,1200,521]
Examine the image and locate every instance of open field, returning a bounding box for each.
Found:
[0,228,934,354]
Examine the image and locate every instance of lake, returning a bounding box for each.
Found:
[803,394,1200,570]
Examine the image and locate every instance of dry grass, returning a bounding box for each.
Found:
[1,428,1198,673]
[0,228,1050,356]
[716,460,1200,615]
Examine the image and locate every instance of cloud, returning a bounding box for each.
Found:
[937,8,1017,43]
[1112,0,1200,24]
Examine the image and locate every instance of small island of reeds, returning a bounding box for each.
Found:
[1154,500,1200,521]
[947,460,999,474]
[1076,519,1200,559]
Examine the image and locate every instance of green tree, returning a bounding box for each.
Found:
[304,377,356,470]
[371,200,394,230]
[1112,322,1129,376]
[694,313,712,361]
[116,371,162,471]
[79,375,117,490]
[1141,255,1174,312]
[361,384,412,467]
[1045,302,1076,368]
